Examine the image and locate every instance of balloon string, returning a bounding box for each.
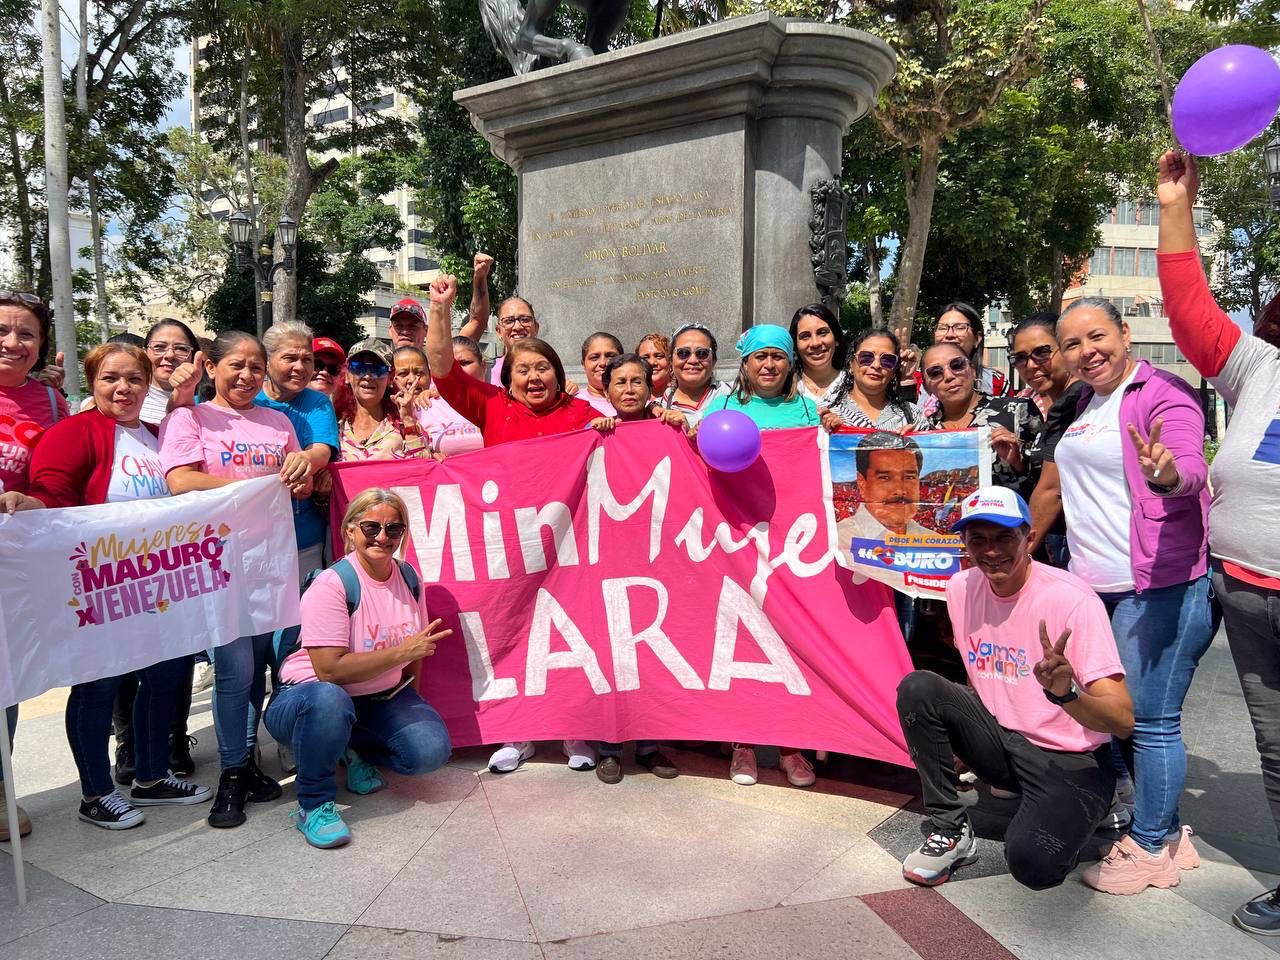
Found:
[1136,0,1182,150]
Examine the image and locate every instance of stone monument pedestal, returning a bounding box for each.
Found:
[455,13,895,376]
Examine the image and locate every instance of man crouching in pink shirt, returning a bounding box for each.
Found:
[897,486,1134,889]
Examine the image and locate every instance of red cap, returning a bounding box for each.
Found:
[389,297,426,324]
[312,337,345,361]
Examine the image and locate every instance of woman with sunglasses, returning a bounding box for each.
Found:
[335,340,431,461]
[636,333,672,396]
[160,330,313,829]
[22,343,214,829]
[266,488,453,848]
[309,338,346,399]
[1011,314,1084,569]
[1051,294,1212,897]
[425,274,600,774]
[845,327,922,430]
[581,332,623,415]
[656,323,731,427]
[0,289,67,841]
[919,343,1043,501]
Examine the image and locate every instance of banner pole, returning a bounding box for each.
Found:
[0,720,26,906]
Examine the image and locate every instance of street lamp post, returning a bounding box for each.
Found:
[1265,136,1280,213]
[228,213,297,338]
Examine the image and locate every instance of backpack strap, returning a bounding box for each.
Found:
[396,559,421,601]
[331,557,362,615]
[45,384,60,424]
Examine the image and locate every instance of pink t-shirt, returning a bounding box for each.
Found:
[0,378,69,493]
[489,354,504,386]
[945,561,1124,753]
[278,555,430,697]
[583,391,616,416]
[159,403,300,480]
[414,394,483,457]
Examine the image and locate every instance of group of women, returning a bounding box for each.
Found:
[1,150,1278,930]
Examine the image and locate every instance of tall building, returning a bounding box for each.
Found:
[189,38,441,338]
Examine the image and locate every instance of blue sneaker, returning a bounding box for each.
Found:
[290,802,351,848]
[343,749,387,796]
[1234,886,1280,936]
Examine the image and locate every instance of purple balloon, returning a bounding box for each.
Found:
[1173,45,1280,156]
[698,410,762,473]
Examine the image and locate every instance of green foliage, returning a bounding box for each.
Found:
[1198,142,1280,319]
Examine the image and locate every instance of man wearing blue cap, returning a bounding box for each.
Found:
[896,486,1135,889]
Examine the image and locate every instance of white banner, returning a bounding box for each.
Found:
[0,476,300,706]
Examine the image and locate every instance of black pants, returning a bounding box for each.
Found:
[896,670,1115,890]
[112,655,196,755]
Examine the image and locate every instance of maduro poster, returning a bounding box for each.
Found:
[829,428,990,598]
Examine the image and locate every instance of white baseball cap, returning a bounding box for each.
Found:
[952,486,1031,532]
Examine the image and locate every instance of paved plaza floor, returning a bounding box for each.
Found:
[3,632,1279,959]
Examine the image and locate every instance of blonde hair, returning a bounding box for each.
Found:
[340,487,409,552]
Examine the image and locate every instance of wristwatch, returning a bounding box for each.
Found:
[1043,681,1079,706]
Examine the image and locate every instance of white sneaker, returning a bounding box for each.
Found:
[730,746,757,785]
[488,742,535,774]
[562,740,596,771]
[192,661,215,694]
[779,752,816,787]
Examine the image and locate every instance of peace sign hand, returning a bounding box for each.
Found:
[1033,620,1075,698]
[893,324,919,378]
[1127,417,1178,490]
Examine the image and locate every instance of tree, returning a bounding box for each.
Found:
[1199,144,1280,320]
[0,0,42,291]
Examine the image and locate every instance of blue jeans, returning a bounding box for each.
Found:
[1099,575,1214,853]
[65,657,188,797]
[264,681,451,810]
[1,703,15,783]
[212,632,273,769]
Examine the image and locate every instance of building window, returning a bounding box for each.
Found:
[1115,201,1137,225]
[1136,202,1159,226]
[408,256,439,272]
[313,106,349,127]
[1089,247,1111,276]
[1137,248,1157,277]
[362,93,393,113]
[1114,297,1136,316]
[1113,247,1136,275]
[406,201,417,216]
[406,228,430,245]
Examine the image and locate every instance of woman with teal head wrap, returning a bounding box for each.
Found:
[704,322,829,432]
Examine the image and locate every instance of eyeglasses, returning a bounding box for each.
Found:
[348,359,390,378]
[923,357,971,380]
[934,322,971,335]
[313,361,342,377]
[356,520,406,541]
[854,351,899,371]
[498,315,535,328]
[147,341,193,360]
[674,346,713,361]
[1009,344,1056,368]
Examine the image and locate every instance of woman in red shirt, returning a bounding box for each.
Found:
[425,275,596,446]
[20,343,214,830]
[424,274,600,775]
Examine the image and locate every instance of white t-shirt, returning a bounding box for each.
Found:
[108,425,170,502]
[140,384,171,426]
[1055,366,1139,592]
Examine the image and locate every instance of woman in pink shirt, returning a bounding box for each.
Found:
[266,489,453,848]
[0,289,67,842]
[159,330,313,830]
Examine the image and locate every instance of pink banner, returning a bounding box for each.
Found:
[330,423,912,767]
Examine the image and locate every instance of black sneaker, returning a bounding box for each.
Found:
[113,741,135,787]
[79,791,145,830]
[169,735,197,778]
[131,775,213,806]
[1234,886,1280,936]
[245,757,282,803]
[208,768,249,829]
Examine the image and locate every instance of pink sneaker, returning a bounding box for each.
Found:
[1082,835,1180,895]
[1167,825,1201,870]
[779,752,815,787]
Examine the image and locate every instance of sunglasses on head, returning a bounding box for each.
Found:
[313,361,342,377]
[1009,344,1055,368]
[0,288,49,318]
[348,359,390,378]
[357,520,406,541]
[855,351,899,371]
[924,357,970,380]
[674,346,713,361]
